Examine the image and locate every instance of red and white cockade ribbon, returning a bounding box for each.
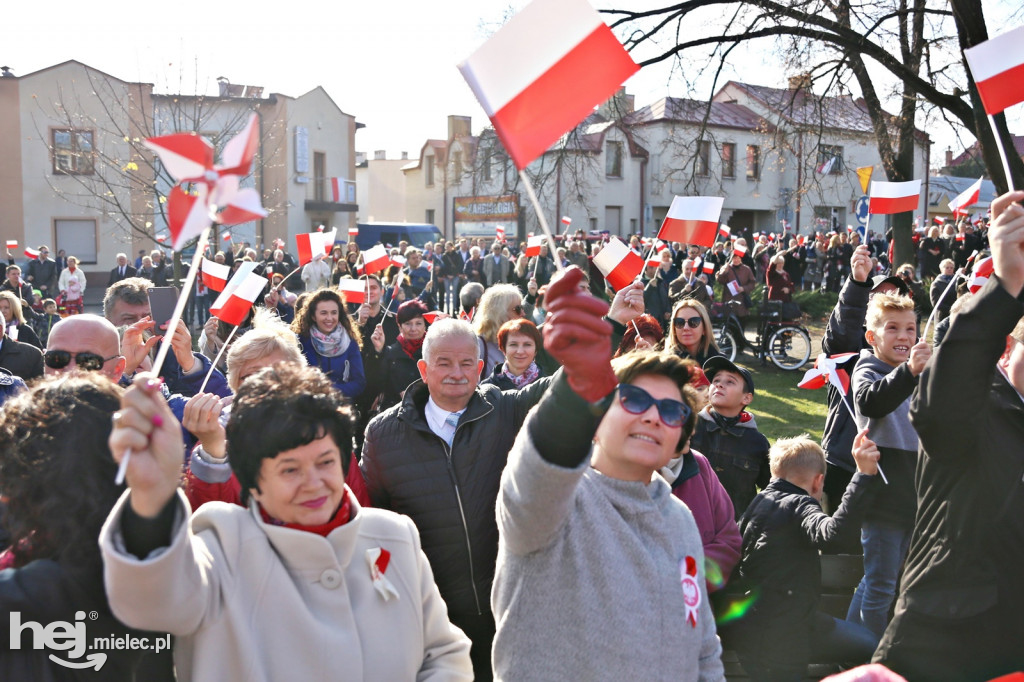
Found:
[366,548,400,601]
[680,555,701,628]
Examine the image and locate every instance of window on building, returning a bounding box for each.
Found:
[54,219,98,264]
[483,152,493,181]
[721,143,736,178]
[425,155,434,186]
[425,209,435,225]
[696,140,710,176]
[606,141,623,178]
[746,145,760,179]
[589,218,598,231]
[817,144,844,175]
[313,151,326,201]
[453,151,463,181]
[52,129,94,175]
[605,206,622,234]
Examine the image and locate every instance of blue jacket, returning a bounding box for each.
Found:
[299,333,366,398]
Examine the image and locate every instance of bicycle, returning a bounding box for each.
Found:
[710,300,812,370]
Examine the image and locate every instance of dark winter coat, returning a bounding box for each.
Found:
[361,375,551,620]
[690,407,771,519]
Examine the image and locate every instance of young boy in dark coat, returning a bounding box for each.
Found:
[725,433,881,680]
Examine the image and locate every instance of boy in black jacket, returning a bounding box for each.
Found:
[726,433,881,681]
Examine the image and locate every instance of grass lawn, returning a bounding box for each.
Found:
[725,295,836,445]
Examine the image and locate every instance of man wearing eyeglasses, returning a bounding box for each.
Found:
[44,314,125,382]
[0,308,43,381]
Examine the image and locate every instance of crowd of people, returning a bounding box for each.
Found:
[0,195,1018,681]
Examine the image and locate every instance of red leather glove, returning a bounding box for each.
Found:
[543,266,618,402]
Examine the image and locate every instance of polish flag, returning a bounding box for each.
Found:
[331,178,346,203]
[561,216,572,228]
[5,240,17,249]
[726,280,742,296]
[317,225,325,232]
[658,196,724,247]
[963,25,1024,115]
[948,177,983,216]
[645,241,667,268]
[200,257,230,292]
[156,235,167,243]
[718,225,730,239]
[296,231,328,266]
[423,311,443,324]
[457,0,640,170]
[210,271,267,326]
[869,180,921,215]
[733,245,747,258]
[702,260,715,274]
[423,259,433,272]
[222,232,232,241]
[593,237,644,291]
[967,256,995,294]
[391,254,407,268]
[362,244,390,274]
[524,234,545,257]
[798,352,859,393]
[321,228,337,255]
[337,278,367,304]
[348,226,359,240]
[24,247,40,260]
[496,225,506,242]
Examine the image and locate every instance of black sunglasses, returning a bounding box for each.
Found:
[43,350,118,372]
[617,384,691,428]
[673,316,703,329]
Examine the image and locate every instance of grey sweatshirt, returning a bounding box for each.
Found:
[491,413,724,681]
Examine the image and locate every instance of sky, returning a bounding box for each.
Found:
[4,0,1021,168]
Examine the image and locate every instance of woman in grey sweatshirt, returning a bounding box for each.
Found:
[491,351,724,681]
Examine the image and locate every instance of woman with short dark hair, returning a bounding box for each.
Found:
[102,364,472,680]
[0,374,171,679]
[482,318,544,390]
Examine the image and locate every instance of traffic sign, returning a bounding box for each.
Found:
[855,195,870,224]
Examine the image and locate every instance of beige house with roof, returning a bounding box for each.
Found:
[0,60,357,290]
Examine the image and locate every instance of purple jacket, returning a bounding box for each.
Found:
[667,449,742,592]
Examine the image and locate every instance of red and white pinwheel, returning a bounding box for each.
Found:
[145,113,267,251]
[797,352,859,394]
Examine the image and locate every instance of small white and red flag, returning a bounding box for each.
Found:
[967,256,995,294]
[210,270,267,326]
[200,257,230,292]
[156,235,167,243]
[5,240,17,249]
[222,232,232,241]
[391,254,408,268]
[561,216,572,228]
[524,234,545,257]
[317,225,325,232]
[457,0,640,170]
[797,352,859,393]
[423,259,433,273]
[733,245,747,258]
[296,231,328,266]
[948,177,983,216]
[496,225,506,242]
[963,25,1024,116]
[362,244,390,275]
[869,180,922,215]
[798,235,806,246]
[337,278,367,304]
[955,233,965,242]
[348,226,359,240]
[658,196,725,247]
[423,311,443,324]
[593,237,644,291]
[24,247,40,260]
[645,240,667,268]
[718,225,731,239]
[726,280,742,296]
[702,260,715,275]
[321,228,338,255]
[330,178,347,203]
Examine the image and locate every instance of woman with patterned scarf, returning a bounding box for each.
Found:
[480,318,544,390]
[370,299,431,411]
[293,288,366,399]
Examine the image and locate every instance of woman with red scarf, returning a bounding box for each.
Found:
[370,299,431,411]
[101,363,472,680]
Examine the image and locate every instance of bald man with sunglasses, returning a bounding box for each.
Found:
[44,314,126,382]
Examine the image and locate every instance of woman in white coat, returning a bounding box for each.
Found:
[57,255,87,314]
[101,363,472,682]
